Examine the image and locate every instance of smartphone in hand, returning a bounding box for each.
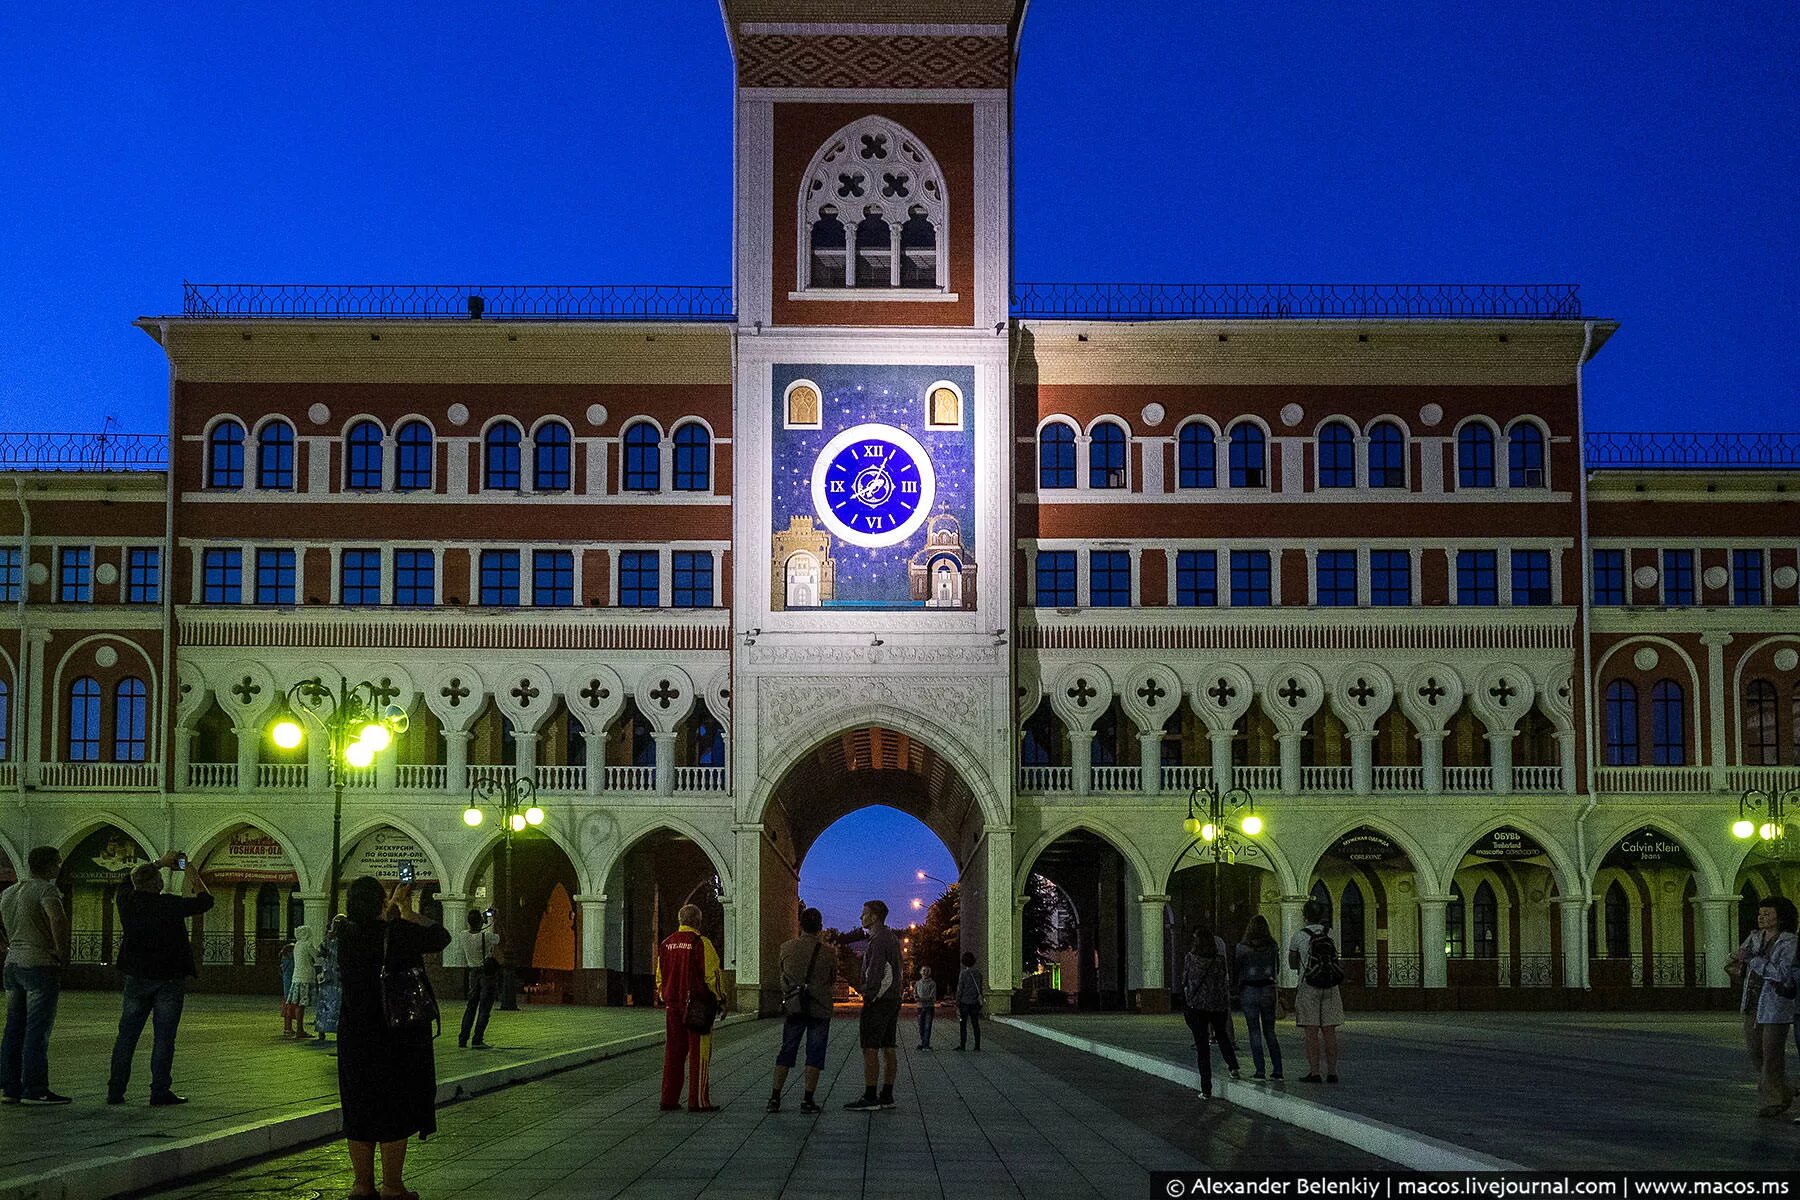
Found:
[175,852,189,871]
[397,860,415,885]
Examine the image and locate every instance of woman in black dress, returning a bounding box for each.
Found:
[336,875,451,1199]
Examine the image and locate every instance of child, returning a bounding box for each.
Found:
[288,924,321,1039]
[278,939,299,1037]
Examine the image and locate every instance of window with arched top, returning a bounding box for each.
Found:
[0,679,10,760]
[673,423,710,492]
[1089,422,1127,489]
[1228,422,1266,488]
[1651,680,1686,765]
[1457,423,1495,488]
[622,423,660,492]
[256,420,294,490]
[395,420,433,491]
[484,422,522,491]
[785,381,822,429]
[1177,423,1215,489]
[207,420,245,489]
[1340,880,1366,959]
[113,677,147,762]
[1446,882,1466,958]
[69,676,101,761]
[1318,422,1355,488]
[1472,881,1498,959]
[1605,680,1639,766]
[1368,421,1405,488]
[1508,421,1546,488]
[1745,679,1780,765]
[1309,879,1334,929]
[1603,881,1630,958]
[345,421,383,490]
[927,383,961,429]
[797,116,947,294]
[534,421,572,492]
[1038,423,1076,490]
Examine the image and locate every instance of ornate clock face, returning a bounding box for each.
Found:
[810,423,937,548]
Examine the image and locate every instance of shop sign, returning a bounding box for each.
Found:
[1469,828,1545,860]
[201,827,298,884]
[1607,827,1691,867]
[1333,830,1405,863]
[342,827,437,883]
[64,827,149,883]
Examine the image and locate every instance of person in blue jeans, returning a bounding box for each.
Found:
[1,845,72,1105]
[108,853,214,1105]
[1234,914,1284,1080]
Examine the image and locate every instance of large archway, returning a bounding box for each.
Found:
[752,725,987,1015]
[601,828,728,1007]
[465,828,586,1005]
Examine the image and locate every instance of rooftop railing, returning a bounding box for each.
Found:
[0,431,169,472]
[181,282,736,321]
[1583,432,1800,470]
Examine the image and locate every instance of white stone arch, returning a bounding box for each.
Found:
[618,415,666,441]
[1013,816,1158,903]
[393,413,440,439]
[493,664,557,735]
[54,811,163,864]
[1728,634,1800,763]
[597,816,735,903]
[923,379,964,430]
[49,634,164,759]
[668,417,716,490]
[1582,812,1724,898]
[0,824,22,882]
[1033,414,1081,439]
[1014,664,1043,724]
[1399,662,1465,734]
[208,659,280,729]
[185,812,319,895]
[1048,662,1113,733]
[1538,665,1576,734]
[1187,663,1254,733]
[337,815,452,891]
[1594,635,1704,758]
[423,662,488,734]
[1308,414,1362,439]
[1170,415,1221,489]
[703,667,732,739]
[633,666,697,735]
[174,659,210,729]
[1435,814,1580,900]
[1469,663,1537,735]
[1158,828,1299,898]
[1258,663,1325,734]
[1299,813,1438,893]
[795,114,948,293]
[1081,414,1134,489]
[457,820,595,899]
[1328,662,1396,733]
[249,413,297,450]
[1119,663,1183,734]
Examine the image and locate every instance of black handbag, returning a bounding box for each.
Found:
[682,934,720,1034]
[783,940,825,1018]
[381,922,441,1036]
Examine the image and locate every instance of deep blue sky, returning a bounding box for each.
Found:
[797,806,957,933]
[3,1,1797,432]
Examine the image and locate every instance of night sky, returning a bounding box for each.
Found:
[4,1,1794,901]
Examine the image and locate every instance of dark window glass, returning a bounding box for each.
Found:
[58,547,91,602]
[256,421,295,490]
[340,549,381,606]
[1317,423,1354,488]
[0,680,9,760]
[1651,680,1686,765]
[1371,549,1410,606]
[1230,550,1271,607]
[1228,423,1266,488]
[69,676,101,761]
[1604,882,1630,959]
[672,424,710,491]
[1089,423,1127,489]
[1591,550,1626,606]
[1457,550,1498,606]
[1367,421,1405,488]
[1340,882,1366,959]
[1744,680,1780,766]
[1604,681,1639,766]
[1315,550,1356,606]
[395,421,433,491]
[535,422,573,491]
[202,548,241,604]
[1039,424,1076,489]
[394,549,435,607]
[1511,549,1553,606]
[1089,550,1131,607]
[1035,551,1076,607]
[1661,550,1695,606]
[1733,550,1765,606]
[619,550,659,607]
[0,548,20,602]
[1177,424,1216,489]
[1458,423,1495,488]
[484,422,522,491]
[1508,422,1546,488]
[1472,882,1498,959]
[346,421,383,490]
[1445,883,1466,958]
[672,551,713,608]
[479,550,520,606]
[1175,550,1217,607]
[113,677,148,762]
[255,548,296,605]
[126,548,160,604]
[854,214,891,287]
[623,424,660,491]
[207,421,245,489]
[899,213,936,288]
[810,211,845,287]
[533,550,574,607]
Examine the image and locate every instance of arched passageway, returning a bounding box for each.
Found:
[602,829,725,1007]
[1312,827,1421,991]
[466,830,584,1004]
[1591,826,1704,990]
[191,822,302,991]
[1022,829,1148,1011]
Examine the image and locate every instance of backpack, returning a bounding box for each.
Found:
[1302,929,1345,990]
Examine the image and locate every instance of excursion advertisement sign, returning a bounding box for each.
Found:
[341,827,438,884]
[200,826,299,885]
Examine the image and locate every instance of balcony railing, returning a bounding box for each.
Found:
[1018,765,1073,793]
[0,762,14,789]
[396,764,448,791]
[38,761,159,790]
[182,282,737,322]
[0,430,169,472]
[1233,765,1282,792]
[1443,766,1494,793]
[535,764,587,793]
[1160,765,1213,794]
[1301,765,1353,793]
[1090,765,1141,793]
[1372,765,1423,792]
[1595,765,1711,794]
[257,763,308,789]
[1011,281,1581,321]
[1731,766,1800,793]
[1513,765,1564,793]
[1585,431,1800,470]
[675,766,729,794]
[187,761,238,791]
[605,765,657,792]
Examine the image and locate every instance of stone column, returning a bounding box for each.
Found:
[1418,894,1450,989]
[1208,730,1235,792]
[172,724,193,792]
[1279,895,1308,987]
[513,731,538,787]
[731,822,763,1012]
[1694,895,1735,989]
[1555,730,1578,794]
[1069,729,1094,797]
[1348,730,1375,796]
[1558,894,1590,989]
[653,731,677,797]
[435,893,469,963]
[24,629,49,785]
[586,747,606,797]
[1277,731,1302,796]
[1487,730,1514,795]
[1701,631,1732,791]
[376,742,398,794]
[443,729,469,795]
[297,892,329,935]
[1136,895,1170,1007]
[571,895,608,969]
[1420,728,1446,795]
[234,725,259,794]
[1137,730,1161,796]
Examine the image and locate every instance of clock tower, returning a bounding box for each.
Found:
[722,1,1025,1010]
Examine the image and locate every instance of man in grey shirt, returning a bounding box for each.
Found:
[1,845,72,1105]
[768,906,835,1114]
[845,899,903,1112]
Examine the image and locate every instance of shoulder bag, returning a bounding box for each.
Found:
[783,939,825,1019]
[380,922,442,1036]
[684,935,720,1034]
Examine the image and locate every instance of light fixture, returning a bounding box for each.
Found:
[270,719,304,750]
[510,813,527,833]
[1734,819,1756,840]
[524,806,545,826]
[1200,822,1218,843]
[357,723,392,752]
[911,898,923,910]
[1240,814,1264,837]
[381,703,410,734]
[463,807,485,827]
[1762,822,1779,842]
[1738,788,1798,855]
[344,740,375,768]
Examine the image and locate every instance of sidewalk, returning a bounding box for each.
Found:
[1014,1010,1800,1171]
[0,991,662,1200]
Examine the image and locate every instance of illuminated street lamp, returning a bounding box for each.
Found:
[1180,781,1264,929]
[466,776,544,1011]
[268,676,410,914]
[1735,789,1798,856]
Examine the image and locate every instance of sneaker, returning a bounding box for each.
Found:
[21,1092,72,1106]
[1251,1072,1266,1080]
[1228,1068,1241,1081]
[1196,1091,1210,1101]
[800,1098,823,1115]
[843,1095,882,1112]
[150,1093,189,1107]
[1271,1072,1284,1081]
[876,1094,896,1110]
[106,1093,125,1105]
[766,1096,781,1114]
[1325,1074,1339,1084]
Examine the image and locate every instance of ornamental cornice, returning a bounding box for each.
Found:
[176,606,732,652]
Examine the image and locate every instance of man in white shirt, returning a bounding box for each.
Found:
[457,909,502,1049]
[1,846,72,1105]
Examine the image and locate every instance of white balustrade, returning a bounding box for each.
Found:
[604,765,657,792]
[1372,765,1423,792]
[1089,765,1141,793]
[340,766,378,789]
[395,764,447,791]
[256,763,308,790]
[1595,766,1711,794]
[1018,765,1073,793]
[1511,765,1563,793]
[1159,764,1213,794]
[1443,766,1494,792]
[0,763,14,789]
[465,764,518,789]
[187,761,239,790]
[534,764,588,793]
[1730,766,1800,793]
[39,761,160,790]
[1233,765,1282,792]
[674,766,728,793]
[1301,766,1353,793]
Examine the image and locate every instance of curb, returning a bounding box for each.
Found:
[0,1028,663,1200]
[995,1017,1521,1172]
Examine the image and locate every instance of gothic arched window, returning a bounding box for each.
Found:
[1368,421,1406,488]
[534,421,573,492]
[1508,421,1547,488]
[1744,679,1780,765]
[1458,422,1496,488]
[1089,422,1127,489]
[256,420,294,490]
[1038,423,1076,490]
[1651,680,1686,766]
[622,423,660,492]
[395,420,433,491]
[1228,422,1266,488]
[113,677,148,762]
[1603,881,1630,958]
[1472,881,1498,959]
[207,420,245,489]
[1318,422,1355,488]
[345,420,383,491]
[797,116,947,294]
[69,676,102,761]
[1604,680,1639,766]
[672,423,711,492]
[1177,423,1215,489]
[484,422,522,491]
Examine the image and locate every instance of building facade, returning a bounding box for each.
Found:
[3,1,1798,1012]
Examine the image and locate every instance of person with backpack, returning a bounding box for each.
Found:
[1235,914,1283,1080]
[655,903,725,1113]
[1286,898,1345,1083]
[1180,924,1241,1099]
[954,951,985,1051]
[768,907,835,1114]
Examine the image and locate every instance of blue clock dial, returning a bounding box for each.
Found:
[810,423,937,548]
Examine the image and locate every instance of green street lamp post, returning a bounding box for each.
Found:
[1179,782,1263,934]
[1734,788,1800,858]
[269,676,410,917]
[463,777,545,1011]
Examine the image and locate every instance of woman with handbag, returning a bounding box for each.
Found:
[1729,895,1799,1117]
[335,875,451,1200]
[1180,924,1241,1100]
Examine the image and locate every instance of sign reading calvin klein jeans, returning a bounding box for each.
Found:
[1468,827,1546,860]
[1604,826,1692,868]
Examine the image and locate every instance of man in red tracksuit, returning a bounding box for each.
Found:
[655,903,725,1112]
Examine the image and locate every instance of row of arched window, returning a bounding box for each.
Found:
[67,676,149,762]
[1035,416,1548,492]
[205,417,714,494]
[1604,676,1800,767]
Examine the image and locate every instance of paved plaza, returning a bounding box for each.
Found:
[129,1015,1376,1200]
[1019,1010,1799,1172]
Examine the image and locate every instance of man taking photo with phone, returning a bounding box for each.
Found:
[107,850,213,1105]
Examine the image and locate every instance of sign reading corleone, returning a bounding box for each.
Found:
[201,825,299,884]
[342,827,438,883]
